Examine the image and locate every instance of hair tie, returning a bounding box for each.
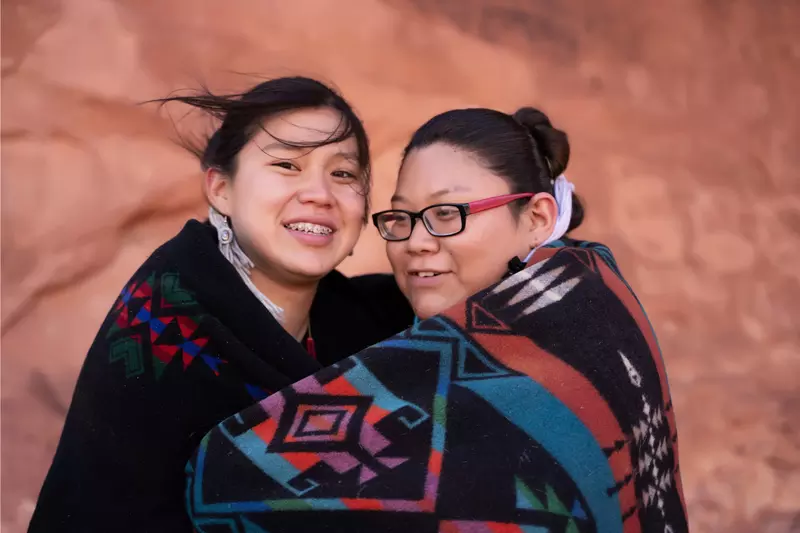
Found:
[523,175,575,263]
[543,157,554,180]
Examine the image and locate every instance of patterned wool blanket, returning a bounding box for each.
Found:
[187,242,688,533]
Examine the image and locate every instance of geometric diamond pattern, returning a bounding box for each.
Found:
[238,387,413,497]
[107,271,222,380]
[294,409,348,440]
[279,402,360,447]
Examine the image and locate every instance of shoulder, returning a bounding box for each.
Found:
[541,237,624,276]
[127,219,215,276]
[94,219,227,379]
[101,220,218,316]
[154,219,217,263]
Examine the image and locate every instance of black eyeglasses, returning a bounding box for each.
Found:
[372,193,534,242]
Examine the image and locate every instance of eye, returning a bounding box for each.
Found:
[271,161,299,171]
[433,206,460,220]
[332,170,357,181]
[382,213,409,226]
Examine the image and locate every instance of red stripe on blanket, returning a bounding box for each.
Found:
[444,307,639,532]
[342,498,384,510]
[592,254,687,514]
[593,258,671,409]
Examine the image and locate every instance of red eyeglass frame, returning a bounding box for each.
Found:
[372,192,534,241]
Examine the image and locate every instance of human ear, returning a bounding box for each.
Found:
[205,167,233,216]
[521,192,558,249]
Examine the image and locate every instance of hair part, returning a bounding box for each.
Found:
[401,106,584,232]
[150,76,372,213]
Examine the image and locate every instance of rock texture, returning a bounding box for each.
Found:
[2,0,799,531]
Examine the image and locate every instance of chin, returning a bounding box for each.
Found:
[412,299,451,321]
[289,263,335,281]
[288,251,345,276]
[414,310,433,321]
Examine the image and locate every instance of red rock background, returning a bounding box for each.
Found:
[2,0,799,531]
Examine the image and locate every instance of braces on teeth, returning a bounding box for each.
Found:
[286,222,333,235]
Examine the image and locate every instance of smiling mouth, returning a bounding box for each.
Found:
[410,271,444,278]
[284,222,334,236]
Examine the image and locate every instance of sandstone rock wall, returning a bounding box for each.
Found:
[2,1,798,531]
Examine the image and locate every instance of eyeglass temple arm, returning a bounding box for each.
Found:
[467,193,535,214]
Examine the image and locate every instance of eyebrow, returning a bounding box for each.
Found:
[258,142,359,163]
[390,186,470,204]
[258,141,304,154]
[335,151,360,163]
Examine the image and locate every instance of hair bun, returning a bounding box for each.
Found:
[512,107,570,178]
[512,107,583,232]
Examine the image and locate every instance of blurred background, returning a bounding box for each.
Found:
[2,0,799,531]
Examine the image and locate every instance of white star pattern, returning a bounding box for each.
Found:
[490,262,582,320]
[491,256,681,531]
[619,351,674,526]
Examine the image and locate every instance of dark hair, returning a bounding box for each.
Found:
[152,76,372,207]
[401,107,584,232]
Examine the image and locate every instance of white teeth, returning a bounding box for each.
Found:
[413,272,440,278]
[285,222,333,235]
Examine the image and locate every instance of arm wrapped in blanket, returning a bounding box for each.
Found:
[186,243,689,533]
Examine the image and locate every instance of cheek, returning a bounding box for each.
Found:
[233,173,288,218]
[336,187,366,219]
[446,232,492,272]
[448,220,518,289]
[386,244,406,276]
[450,251,506,298]
[336,190,367,240]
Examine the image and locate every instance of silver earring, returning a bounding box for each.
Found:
[219,218,233,245]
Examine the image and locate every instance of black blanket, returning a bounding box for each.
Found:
[29,220,413,533]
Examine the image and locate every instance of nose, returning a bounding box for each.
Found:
[406,218,439,254]
[296,168,335,207]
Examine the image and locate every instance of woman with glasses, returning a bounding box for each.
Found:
[185,107,688,533]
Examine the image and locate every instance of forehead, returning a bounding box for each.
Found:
[249,107,358,153]
[395,143,509,203]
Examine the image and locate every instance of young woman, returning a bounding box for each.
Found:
[185,107,688,532]
[28,77,413,533]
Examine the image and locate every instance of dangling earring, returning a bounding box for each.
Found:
[209,206,233,245]
[219,219,233,245]
[208,205,284,321]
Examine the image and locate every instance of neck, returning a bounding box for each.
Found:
[250,268,318,341]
